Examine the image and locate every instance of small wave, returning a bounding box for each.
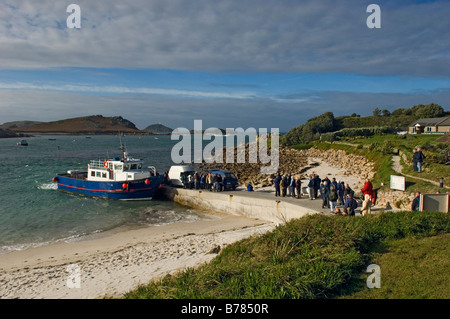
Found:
[141,209,206,227]
[38,183,58,190]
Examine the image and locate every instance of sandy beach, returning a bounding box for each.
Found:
[0,155,372,299]
[0,212,274,299]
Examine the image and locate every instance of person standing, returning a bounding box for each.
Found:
[361,179,373,197]
[212,174,218,192]
[307,175,315,200]
[194,172,200,189]
[281,175,288,197]
[295,177,302,199]
[328,183,338,213]
[180,173,187,189]
[274,173,281,197]
[289,176,296,198]
[412,148,418,172]
[206,172,212,191]
[188,173,193,189]
[338,181,345,205]
[361,193,372,216]
[411,192,421,212]
[416,148,426,173]
[287,173,292,197]
[344,183,354,198]
[320,180,329,209]
[217,174,223,191]
[314,174,321,199]
[200,174,205,189]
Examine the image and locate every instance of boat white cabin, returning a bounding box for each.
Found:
[87,152,156,182]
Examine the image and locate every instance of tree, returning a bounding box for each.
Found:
[382,109,391,116]
[372,107,381,117]
[411,103,445,118]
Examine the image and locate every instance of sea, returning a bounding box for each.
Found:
[0,134,211,254]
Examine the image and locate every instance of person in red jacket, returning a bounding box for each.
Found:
[361,178,373,197]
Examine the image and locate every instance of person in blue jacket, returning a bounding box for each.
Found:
[320,180,329,209]
[344,193,358,216]
[411,192,420,212]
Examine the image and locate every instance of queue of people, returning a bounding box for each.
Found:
[275,172,378,217]
[273,173,302,199]
[180,171,225,192]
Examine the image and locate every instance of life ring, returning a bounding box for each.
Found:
[103,161,109,168]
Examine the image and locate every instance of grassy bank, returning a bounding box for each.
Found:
[295,134,449,193]
[123,212,449,299]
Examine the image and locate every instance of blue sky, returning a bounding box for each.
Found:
[0,0,449,131]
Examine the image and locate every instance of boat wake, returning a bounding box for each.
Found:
[38,183,58,190]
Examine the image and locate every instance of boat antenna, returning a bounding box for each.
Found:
[118,131,126,160]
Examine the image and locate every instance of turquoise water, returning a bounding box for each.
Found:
[0,135,205,254]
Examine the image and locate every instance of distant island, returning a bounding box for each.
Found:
[142,123,173,135]
[0,115,173,136]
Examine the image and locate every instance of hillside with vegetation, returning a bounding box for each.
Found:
[282,103,448,146]
[8,115,142,135]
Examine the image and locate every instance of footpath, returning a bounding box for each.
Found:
[391,155,450,189]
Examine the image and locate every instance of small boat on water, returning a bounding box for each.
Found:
[52,144,164,200]
[17,139,28,146]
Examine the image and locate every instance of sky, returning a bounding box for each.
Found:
[0,0,449,131]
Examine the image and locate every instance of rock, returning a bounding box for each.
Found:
[207,245,221,254]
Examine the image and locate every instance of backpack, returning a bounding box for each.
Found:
[371,189,377,205]
[308,179,314,188]
[329,191,338,201]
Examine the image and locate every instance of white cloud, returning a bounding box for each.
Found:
[0,81,255,99]
[1,0,449,76]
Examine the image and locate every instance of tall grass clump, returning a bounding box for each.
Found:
[124,212,449,299]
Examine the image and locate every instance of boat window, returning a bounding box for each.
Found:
[102,172,107,178]
[91,171,95,177]
[131,164,137,170]
[124,164,130,171]
[96,171,101,177]
[138,163,143,169]
[114,164,123,171]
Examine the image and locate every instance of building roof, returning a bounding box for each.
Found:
[409,117,450,127]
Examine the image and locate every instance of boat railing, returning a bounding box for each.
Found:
[89,160,108,170]
[147,166,156,176]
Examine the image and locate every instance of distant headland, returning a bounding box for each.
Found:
[0,115,173,137]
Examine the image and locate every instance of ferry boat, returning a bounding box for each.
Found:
[52,145,164,200]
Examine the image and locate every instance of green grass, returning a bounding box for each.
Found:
[341,233,450,299]
[123,212,450,299]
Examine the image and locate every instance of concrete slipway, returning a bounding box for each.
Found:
[158,186,328,224]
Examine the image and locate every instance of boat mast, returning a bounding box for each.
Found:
[118,132,127,161]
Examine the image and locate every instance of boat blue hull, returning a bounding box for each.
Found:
[56,175,164,200]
